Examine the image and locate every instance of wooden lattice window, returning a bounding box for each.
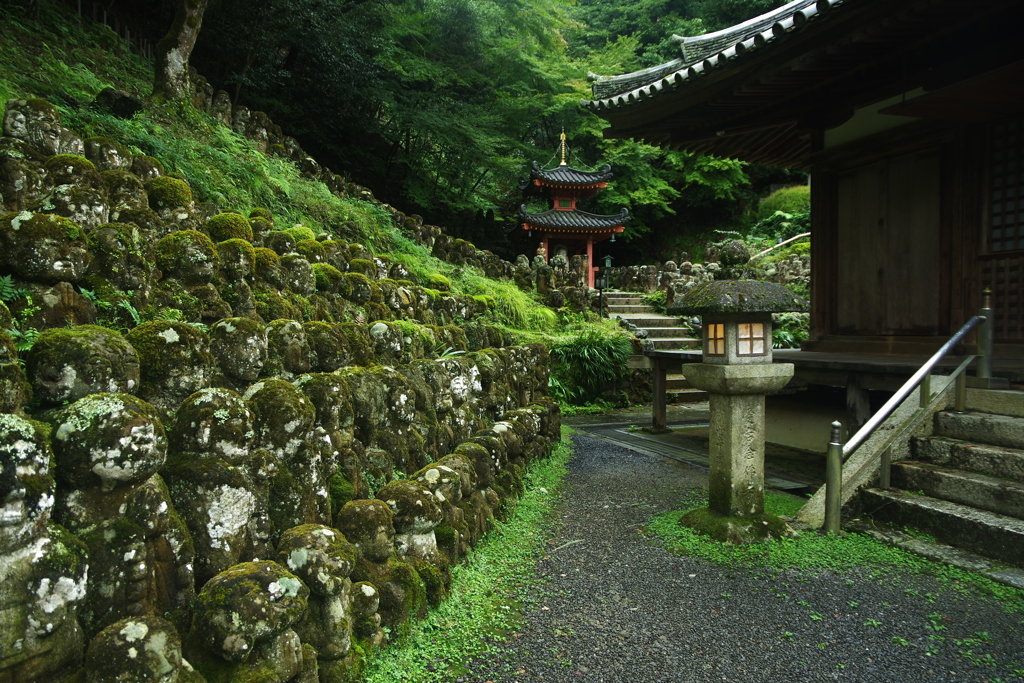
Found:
[737,323,767,356]
[706,323,725,355]
[989,118,1023,253]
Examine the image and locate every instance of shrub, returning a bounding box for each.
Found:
[549,329,633,405]
[757,185,810,221]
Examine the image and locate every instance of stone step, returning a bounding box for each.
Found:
[934,411,1024,450]
[603,293,645,304]
[642,327,695,338]
[965,388,1024,418]
[911,436,1024,481]
[612,314,686,328]
[607,304,657,314]
[667,388,709,403]
[860,487,1024,566]
[890,460,1024,519]
[649,338,702,351]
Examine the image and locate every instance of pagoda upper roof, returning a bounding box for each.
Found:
[517,205,629,231]
[519,161,614,193]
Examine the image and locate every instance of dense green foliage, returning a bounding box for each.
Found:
[182,0,802,260]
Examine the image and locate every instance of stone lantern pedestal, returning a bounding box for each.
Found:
[669,280,808,540]
[684,362,793,516]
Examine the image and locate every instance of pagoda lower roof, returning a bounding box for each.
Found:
[518,206,629,231]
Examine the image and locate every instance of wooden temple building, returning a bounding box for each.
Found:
[515,139,629,288]
[585,0,1023,362]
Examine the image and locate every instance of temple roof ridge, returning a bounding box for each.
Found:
[517,205,630,231]
[585,0,848,108]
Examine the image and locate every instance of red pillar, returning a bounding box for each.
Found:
[586,238,595,288]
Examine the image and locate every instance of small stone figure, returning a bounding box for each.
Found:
[186,561,310,681]
[126,321,216,417]
[0,413,88,682]
[49,393,195,637]
[209,317,268,391]
[25,325,141,407]
[165,387,270,587]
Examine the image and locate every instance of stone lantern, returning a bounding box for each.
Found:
[672,280,808,535]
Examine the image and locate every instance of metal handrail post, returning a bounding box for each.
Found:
[824,421,843,534]
[879,446,891,489]
[978,289,993,380]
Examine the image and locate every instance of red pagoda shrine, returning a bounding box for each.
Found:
[515,136,628,288]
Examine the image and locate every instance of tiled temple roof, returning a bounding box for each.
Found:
[517,206,630,231]
[585,0,844,112]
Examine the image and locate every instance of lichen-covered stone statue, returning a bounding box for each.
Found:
[185,561,312,682]
[145,176,199,234]
[25,325,141,407]
[0,211,91,284]
[0,414,88,682]
[276,524,365,675]
[215,238,258,320]
[3,97,83,156]
[263,319,311,380]
[37,154,109,230]
[49,393,195,637]
[126,321,216,417]
[209,317,268,391]
[80,615,204,683]
[84,221,156,315]
[164,387,274,587]
[335,498,428,630]
[151,230,231,324]
[245,379,332,534]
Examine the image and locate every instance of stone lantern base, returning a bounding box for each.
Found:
[683,362,794,518]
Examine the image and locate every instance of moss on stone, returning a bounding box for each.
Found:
[145,175,193,211]
[155,229,219,281]
[348,259,376,278]
[312,263,344,293]
[284,225,316,243]
[205,212,253,243]
[248,207,273,223]
[678,506,795,544]
[671,279,808,316]
[294,238,326,264]
[44,154,101,186]
[264,230,296,256]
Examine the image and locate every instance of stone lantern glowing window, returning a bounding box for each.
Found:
[706,323,726,355]
[737,322,767,356]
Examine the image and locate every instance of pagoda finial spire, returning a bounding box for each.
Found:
[559,130,567,166]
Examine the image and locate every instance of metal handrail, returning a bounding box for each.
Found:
[822,308,990,533]
[841,315,984,458]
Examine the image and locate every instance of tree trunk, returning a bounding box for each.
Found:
[153,0,210,99]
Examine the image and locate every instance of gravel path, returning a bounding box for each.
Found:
[459,434,1024,683]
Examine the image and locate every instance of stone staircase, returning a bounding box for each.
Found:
[857,391,1024,580]
[603,291,705,403]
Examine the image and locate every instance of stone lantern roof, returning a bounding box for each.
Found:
[669,279,808,316]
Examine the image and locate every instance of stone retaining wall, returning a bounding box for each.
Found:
[0,95,562,682]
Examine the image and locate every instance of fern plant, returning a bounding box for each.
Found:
[549,329,633,405]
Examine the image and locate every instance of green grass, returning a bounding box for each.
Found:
[648,490,1024,613]
[361,429,574,683]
